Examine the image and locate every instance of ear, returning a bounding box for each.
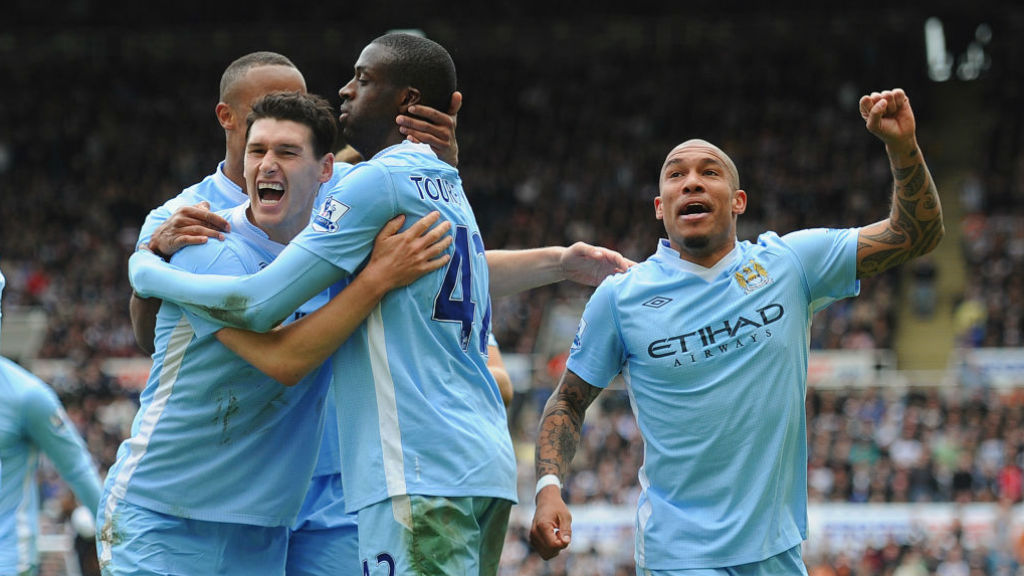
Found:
[732,189,747,215]
[397,87,422,113]
[215,102,234,130]
[654,196,664,221]
[319,153,335,184]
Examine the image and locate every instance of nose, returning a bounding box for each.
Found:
[259,154,279,175]
[681,172,704,193]
[338,80,354,101]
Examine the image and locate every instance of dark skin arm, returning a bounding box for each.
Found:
[529,369,603,560]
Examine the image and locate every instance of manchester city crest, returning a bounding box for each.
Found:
[735,258,772,294]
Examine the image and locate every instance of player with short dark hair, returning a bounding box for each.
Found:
[99,90,450,574]
[127,50,463,575]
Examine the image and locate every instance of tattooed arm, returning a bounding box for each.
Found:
[855,88,944,278]
[529,369,603,560]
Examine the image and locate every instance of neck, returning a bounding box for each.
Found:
[223,144,245,189]
[354,129,405,160]
[245,206,295,245]
[670,238,737,269]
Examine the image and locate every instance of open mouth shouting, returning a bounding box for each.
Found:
[680,200,711,221]
[257,181,285,206]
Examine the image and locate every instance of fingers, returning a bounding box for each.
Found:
[172,206,230,233]
[892,88,907,110]
[529,519,572,560]
[398,97,457,149]
[858,95,874,119]
[408,214,452,261]
[405,211,442,236]
[380,212,452,263]
[405,101,456,129]
[376,215,407,240]
[426,234,453,259]
[447,90,463,118]
[860,89,907,119]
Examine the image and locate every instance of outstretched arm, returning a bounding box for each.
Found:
[486,242,634,298]
[855,88,944,278]
[131,201,232,354]
[130,241,342,333]
[529,369,603,560]
[214,213,452,385]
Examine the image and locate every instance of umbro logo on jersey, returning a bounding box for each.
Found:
[643,296,673,309]
[312,197,350,233]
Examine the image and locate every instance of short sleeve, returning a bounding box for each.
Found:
[565,281,627,389]
[780,227,860,312]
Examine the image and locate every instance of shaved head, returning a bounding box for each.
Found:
[663,139,740,190]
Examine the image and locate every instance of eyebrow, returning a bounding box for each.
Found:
[663,157,726,172]
[246,141,306,152]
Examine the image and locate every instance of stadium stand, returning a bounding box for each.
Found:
[0,4,1022,574]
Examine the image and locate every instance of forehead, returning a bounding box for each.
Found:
[661,140,739,187]
[247,118,314,147]
[354,43,392,71]
[234,66,306,104]
[663,143,728,170]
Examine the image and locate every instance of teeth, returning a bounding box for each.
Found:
[257,181,284,205]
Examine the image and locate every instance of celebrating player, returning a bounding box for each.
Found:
[530,88,944,573]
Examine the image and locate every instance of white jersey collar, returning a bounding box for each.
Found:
[656,238,740,282]
[371,140,437,161]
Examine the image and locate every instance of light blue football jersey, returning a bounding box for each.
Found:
[136,161,247,249]
[0,356,102,574]
[0,266,5,350]
[135,161,354,482]
[126,143,517,512]
[567,230,859,570]
[294,141,516,512]
[104,204,332,527]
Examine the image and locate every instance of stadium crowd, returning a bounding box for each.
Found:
[1,6,1022,575]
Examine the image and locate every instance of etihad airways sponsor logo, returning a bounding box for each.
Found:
[646,303,784,361]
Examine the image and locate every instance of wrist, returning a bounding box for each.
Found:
[554,246,571,281]
[353,266,394,300]
[535,474,563,498]
[144,240,171,262]
[884,136,920,162]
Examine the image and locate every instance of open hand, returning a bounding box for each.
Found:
[147,201,230,259]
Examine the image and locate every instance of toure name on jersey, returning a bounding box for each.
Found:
[646,303,784,366]
[409,175,462,206]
